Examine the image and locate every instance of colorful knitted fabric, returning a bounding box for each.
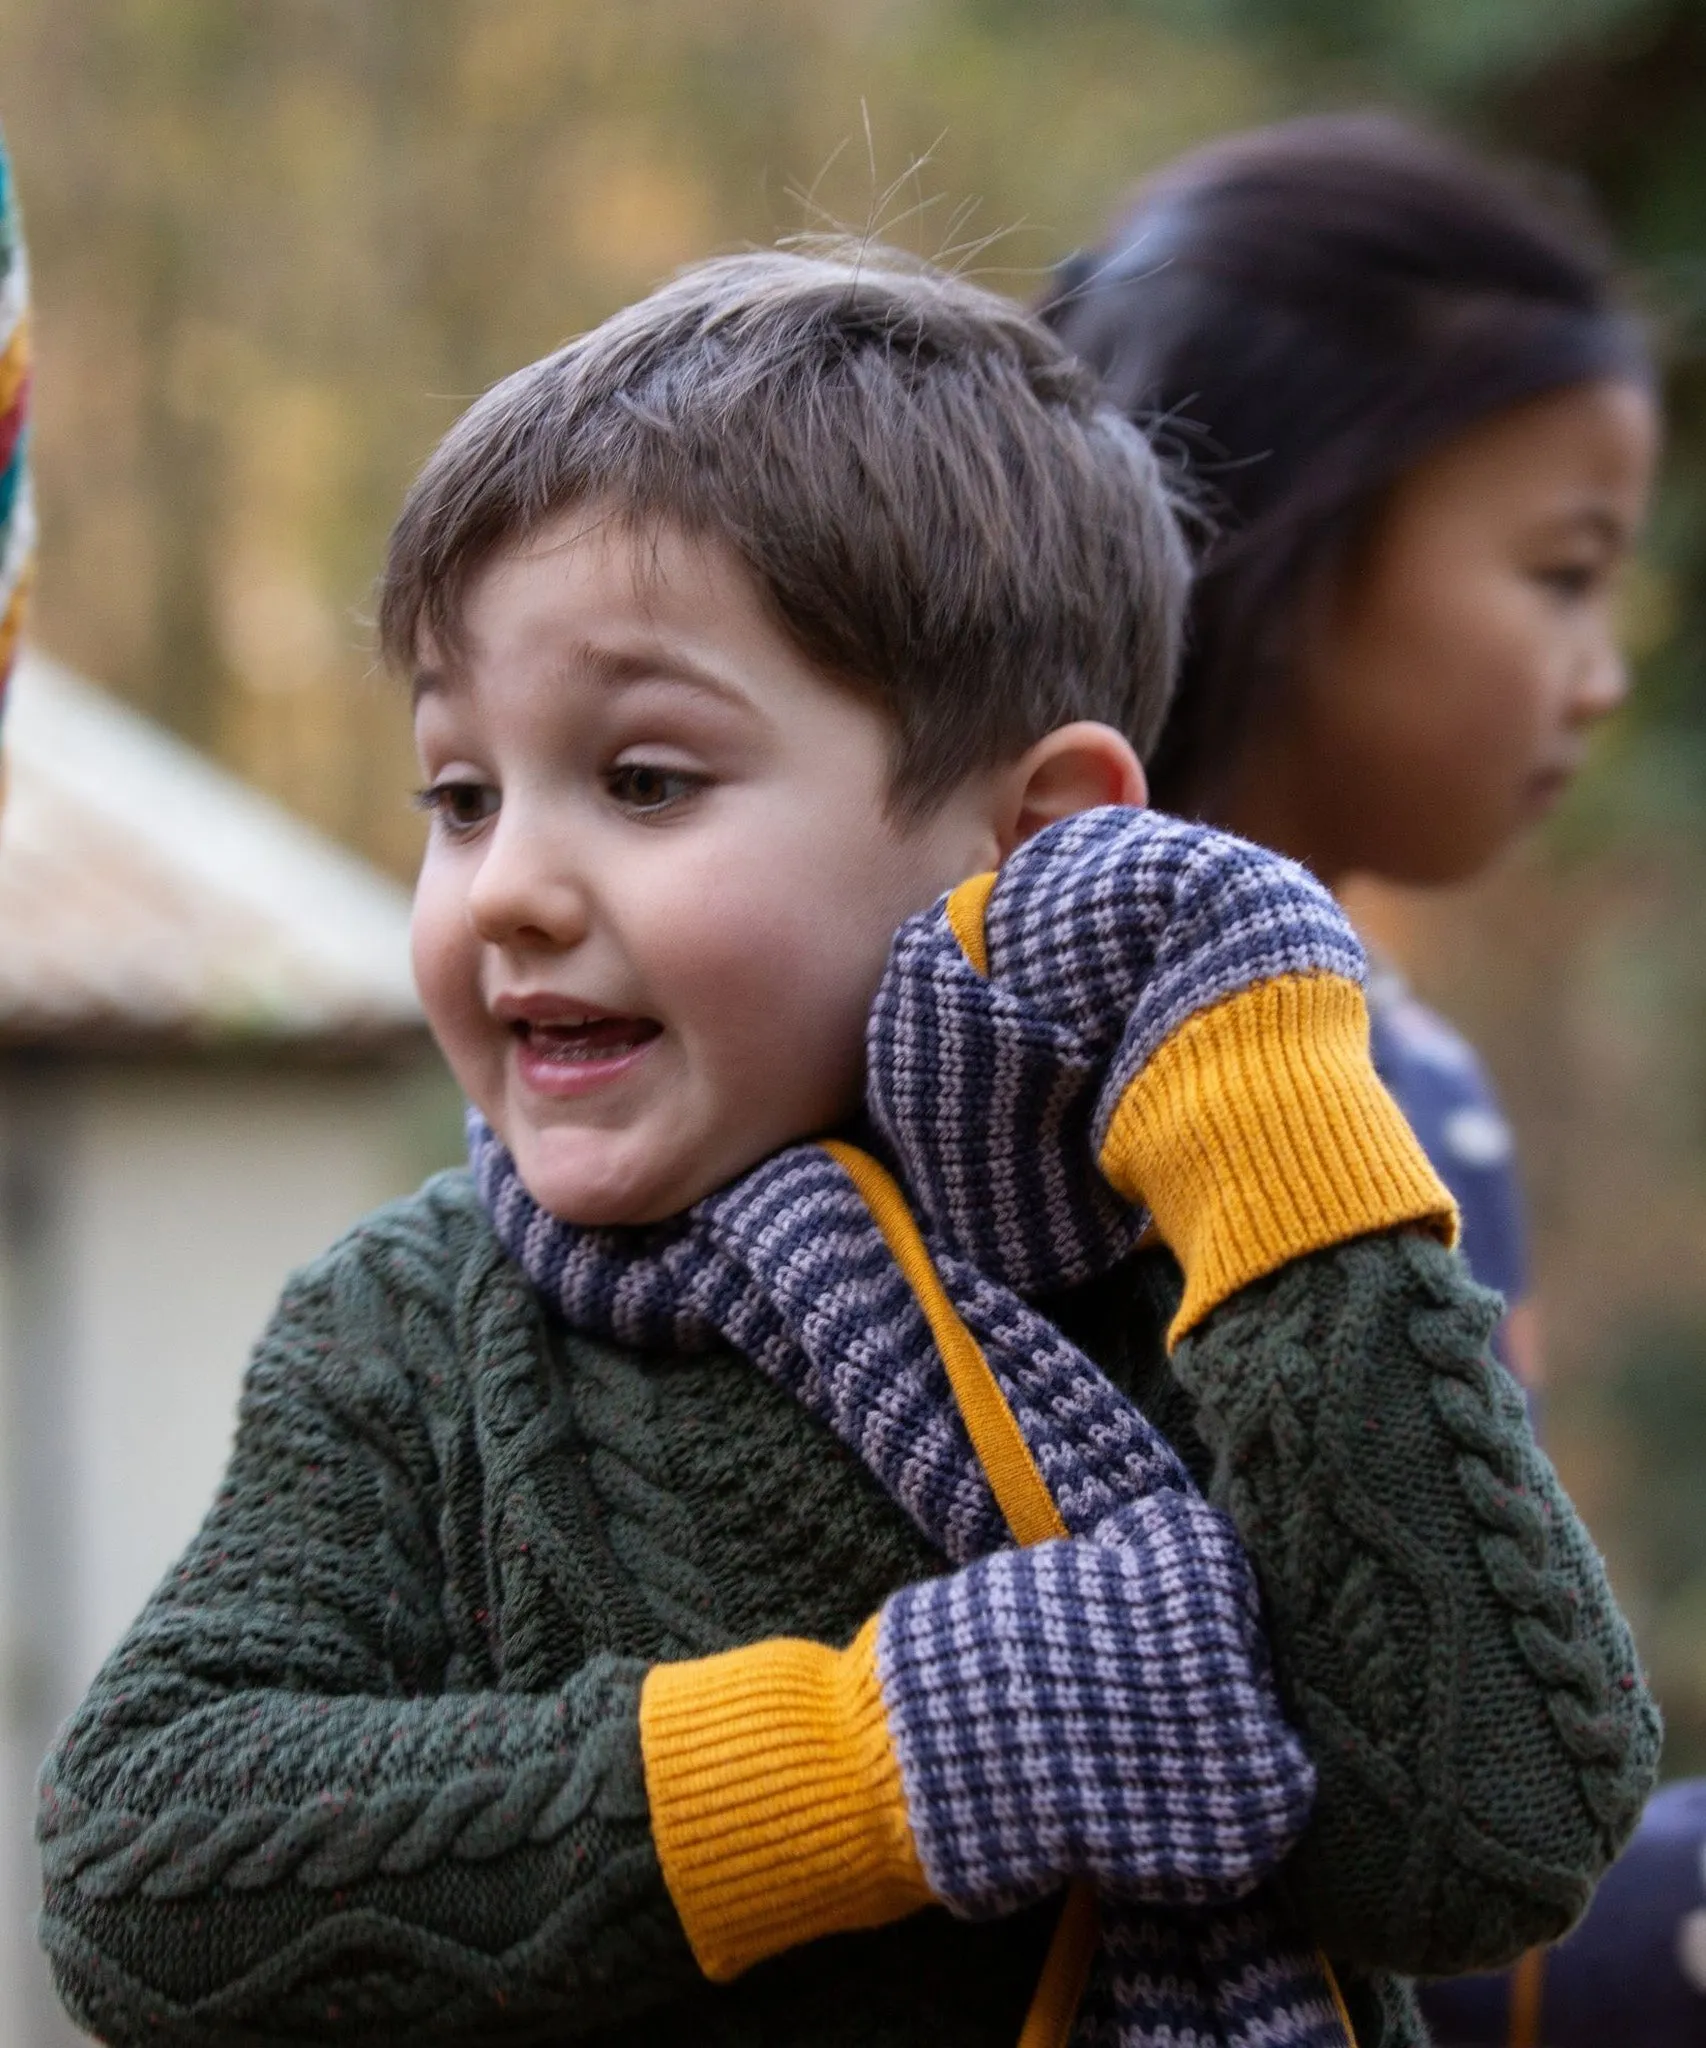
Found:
[0,130,33,732]
[471,807,1459,2044]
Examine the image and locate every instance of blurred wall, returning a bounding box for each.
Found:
[0,1053,442,2046]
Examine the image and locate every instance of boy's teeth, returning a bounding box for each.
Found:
[527,1018,658,1060]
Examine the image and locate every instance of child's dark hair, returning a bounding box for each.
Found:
[380,245,1188,817]
[1040,113,1652,814]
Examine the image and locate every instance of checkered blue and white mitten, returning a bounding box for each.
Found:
[869,805,1457,1341]
[640,1490,1313,1980]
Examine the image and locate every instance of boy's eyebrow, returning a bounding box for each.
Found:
[410,665,455,708]
[575,641,754,710]
[408,644,759,711]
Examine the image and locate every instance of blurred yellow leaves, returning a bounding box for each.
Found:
[1617,557,1681,661]
[221,563,338,699]
[542,125,715,289]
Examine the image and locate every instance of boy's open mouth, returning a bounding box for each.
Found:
[510,1016,663,1063]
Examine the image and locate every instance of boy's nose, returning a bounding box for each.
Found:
[467,820,591,949]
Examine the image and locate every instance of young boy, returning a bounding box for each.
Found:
[39,249,1654,2048]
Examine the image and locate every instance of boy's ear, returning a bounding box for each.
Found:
[996,722,1148,857]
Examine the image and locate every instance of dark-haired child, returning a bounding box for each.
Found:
[1044,112,1681,2045]
[40,245,1654,2048]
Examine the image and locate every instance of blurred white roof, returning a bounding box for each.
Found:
[0,649,424,1047]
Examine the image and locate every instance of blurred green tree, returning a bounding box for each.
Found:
[1606,1317,1706,1769]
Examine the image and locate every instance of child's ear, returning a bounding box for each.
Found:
[996,722,1148,857]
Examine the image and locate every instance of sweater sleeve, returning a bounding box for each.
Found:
[1167,1228,1660,1977]
[36,1243,697,2046]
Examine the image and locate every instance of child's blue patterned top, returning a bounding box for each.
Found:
[1366,961,1526,1327]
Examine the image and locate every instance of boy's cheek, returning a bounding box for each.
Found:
[409,918,457,1045]
[410,911,494,1099]
[707,959,876,1147]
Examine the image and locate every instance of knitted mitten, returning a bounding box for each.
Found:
[869,805,1457,1340]
[640,1491,1314,1982]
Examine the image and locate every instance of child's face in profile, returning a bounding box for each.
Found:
[1248,376,1659,887]
[409,510,1002,1225]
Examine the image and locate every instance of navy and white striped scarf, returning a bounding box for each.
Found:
[472,808,1361,2046]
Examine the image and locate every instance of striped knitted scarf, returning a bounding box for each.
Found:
[472,807,1412,2047]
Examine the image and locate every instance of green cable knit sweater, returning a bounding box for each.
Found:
[38,1172,1656,2048]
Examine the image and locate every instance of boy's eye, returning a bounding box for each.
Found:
[413,780,500,834]
[607,762,703,813]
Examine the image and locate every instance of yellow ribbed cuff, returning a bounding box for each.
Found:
[1098,972,1458,1346]
[639,1618,932,1982]
[944,868,996,976]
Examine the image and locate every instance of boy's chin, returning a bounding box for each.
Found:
[522,1165,680,1231]
[507,1132,729,1230]
[506,1122,807,1229]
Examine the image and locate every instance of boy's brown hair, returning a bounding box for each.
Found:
[379,245,1187,816]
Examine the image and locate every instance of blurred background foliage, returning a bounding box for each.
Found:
[6,0,1706,1766]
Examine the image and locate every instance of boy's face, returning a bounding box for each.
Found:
[410,510,1002,1225]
